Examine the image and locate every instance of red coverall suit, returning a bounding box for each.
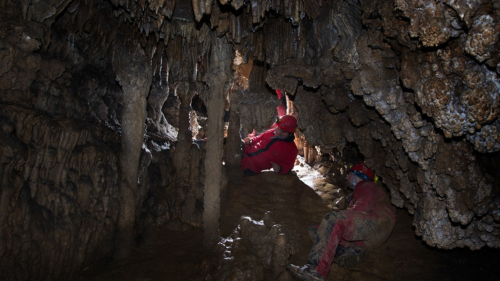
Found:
[308,180,396,277]
[240,128,298,175]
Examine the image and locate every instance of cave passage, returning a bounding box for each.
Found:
[1,0,500,280]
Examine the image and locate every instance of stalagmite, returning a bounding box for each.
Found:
[112,42,152,259]
[224,93,243,182]
[171,81,202,224]
[202,31,234,246]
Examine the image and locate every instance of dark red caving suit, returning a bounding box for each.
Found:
[308,180,396,278]
[240,129,298,175]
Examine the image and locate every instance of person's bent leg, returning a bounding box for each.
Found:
[346,212,394,248]
[240,153,259,175]
[307,211,347,278]
[332,211,394,270]
[288,211,351,281]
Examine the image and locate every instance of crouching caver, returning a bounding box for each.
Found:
[287,163,396,281]
[240,115,298,175]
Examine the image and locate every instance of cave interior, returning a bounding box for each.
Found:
[1,0,500,280]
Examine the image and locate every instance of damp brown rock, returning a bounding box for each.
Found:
[209,213,297,281]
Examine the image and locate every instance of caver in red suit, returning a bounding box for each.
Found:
[287,163,397,281]
[240,115,298,175]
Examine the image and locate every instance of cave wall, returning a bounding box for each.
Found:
[265,0,500,250]
[0,2,126,279]
[1,0,500,280]
[0,104,122,280]
[0,0,214,279]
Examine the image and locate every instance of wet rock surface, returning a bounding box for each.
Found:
[209,213,297,281]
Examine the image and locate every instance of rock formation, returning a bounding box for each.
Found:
[0,0,499,280]
[209,213,298,281]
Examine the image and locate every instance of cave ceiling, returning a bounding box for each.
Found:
[1,0,500,273]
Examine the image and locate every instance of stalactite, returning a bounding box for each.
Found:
[200,0,206,15]
[217,8,230,36]
[292,0,301,25]
[283,0,291,19]
[162,21,171,46]
[192,0,202,22]
[272,0,281,13]
[152,42,163,76]
[161,0,175,19]
[231,0,244,10]
[250,0,259,24]
[229,12,236,43]
[161,51,169,85]
[204,0,213,15]
[210,1,220,28]
[234,12,242,44]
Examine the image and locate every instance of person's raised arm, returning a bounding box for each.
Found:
[276,89,287,117]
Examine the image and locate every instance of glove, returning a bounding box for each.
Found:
[271,162,281,173]
[276,89,282,99]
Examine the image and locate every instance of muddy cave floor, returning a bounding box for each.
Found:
[78,163,500,281]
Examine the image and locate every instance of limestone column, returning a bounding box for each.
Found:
[112,43,152,259]
[224,94,243,182]
[172,82,195,218]
[202,32,233,246]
